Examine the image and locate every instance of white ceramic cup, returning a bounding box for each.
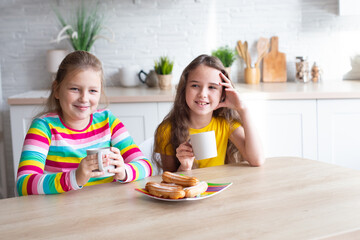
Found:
[119,65,140,87]
[86,147,115,177]
[190,131,217,160]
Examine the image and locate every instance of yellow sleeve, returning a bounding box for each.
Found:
[155,121,174,155]
[230,120,242,134]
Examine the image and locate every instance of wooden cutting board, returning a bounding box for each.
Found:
[263,36,287,82]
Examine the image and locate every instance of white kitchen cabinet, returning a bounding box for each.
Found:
[157,100,318,160]
[157,102,173,123]
[10,105,44,180]
[9,103,160,179]
[9,99,318,179]
[317,99,360,169]
[339,0,360,16]
[8,97,360,180]
[109,102,158,145]
[247,100,318,160]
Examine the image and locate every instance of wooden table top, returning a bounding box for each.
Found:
[1,157,360,239]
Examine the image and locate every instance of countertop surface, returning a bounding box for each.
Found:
[7,80,360,105]
[1,157,360,239]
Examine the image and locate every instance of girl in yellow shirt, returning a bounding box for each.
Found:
[154,54,264,172]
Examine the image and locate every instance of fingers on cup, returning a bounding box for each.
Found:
[110,146,120,154]
[92,171,105,177]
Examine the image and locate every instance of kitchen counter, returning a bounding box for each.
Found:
[1,157,360,239]
[7,81,360,105]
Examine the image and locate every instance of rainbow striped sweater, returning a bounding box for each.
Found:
[16,109,153,196]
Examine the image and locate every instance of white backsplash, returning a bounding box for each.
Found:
[0,64,7,199]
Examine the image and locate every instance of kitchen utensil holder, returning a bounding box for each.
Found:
[245,67,260,84]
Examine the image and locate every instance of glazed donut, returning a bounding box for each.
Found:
[184,181,208,198]
[162,171,199,187]
[145,182,185,199]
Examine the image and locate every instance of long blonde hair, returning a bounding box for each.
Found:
[37,50,107,118]
[153,54,242,170]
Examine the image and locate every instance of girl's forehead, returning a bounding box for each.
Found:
[68,68,101,77]
[193,64,220,72]
[188,65,222,83]
[63,69,102,84]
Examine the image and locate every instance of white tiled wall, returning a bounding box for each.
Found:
[0,64,6,199]
[1,0,360,197]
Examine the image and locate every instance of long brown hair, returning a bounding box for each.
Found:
[36,50,107,118]
[153,54,242,170]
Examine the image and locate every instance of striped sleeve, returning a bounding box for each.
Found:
[108,111,153,181]
[121,159,153,183]
[16,118,74,196]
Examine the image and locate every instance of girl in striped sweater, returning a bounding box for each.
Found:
[16,51,153,196]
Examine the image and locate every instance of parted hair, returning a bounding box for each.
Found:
[37,50,107,118]
[153,54,242,171]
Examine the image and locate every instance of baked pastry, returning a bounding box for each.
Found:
[162,171,199,187]
[184,181,208,198]
[145,181,185,199]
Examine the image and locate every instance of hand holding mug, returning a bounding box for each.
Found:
[76,147,126,186]
[106,147,126,181]
[176,141,195,171]
[190,131,217,160]
[76,153,108,187]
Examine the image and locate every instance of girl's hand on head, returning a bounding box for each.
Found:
[106,147,127,181]
[176,141,195,171]
[76,154,106,187]
[215,72,246,112]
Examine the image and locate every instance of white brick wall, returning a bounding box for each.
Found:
[1,0,360,197]
[0,63,6,199]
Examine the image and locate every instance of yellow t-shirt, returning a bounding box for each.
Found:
[155,117,241,168]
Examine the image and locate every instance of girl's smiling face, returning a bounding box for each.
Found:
[185,65,223,120]
[55,69,102,130]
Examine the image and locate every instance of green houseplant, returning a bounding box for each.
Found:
[154,56,174,90]
[154,56,174,75]
[212,45,236,75]
[53,1,113,52]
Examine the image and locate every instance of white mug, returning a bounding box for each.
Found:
[119,65,140,87]
[86,147,115,177]
[190,131,217,160]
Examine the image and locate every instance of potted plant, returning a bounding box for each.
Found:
[154,56,174,90]
[52,1,114,52]
[211,45,236,75]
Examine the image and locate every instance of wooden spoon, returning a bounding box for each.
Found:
[244,41,251,67]
[255,37,269,68]
[237,40,247,66]
[236,41,244,59]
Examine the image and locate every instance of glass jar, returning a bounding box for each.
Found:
[295,56,309,83]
